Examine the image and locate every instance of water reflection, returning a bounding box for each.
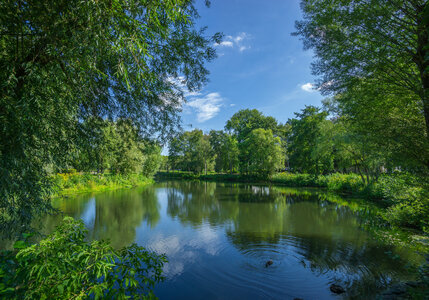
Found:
[40,180,422,299]
[42,186,160,248]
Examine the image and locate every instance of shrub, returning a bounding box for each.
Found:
[0,217,166,299]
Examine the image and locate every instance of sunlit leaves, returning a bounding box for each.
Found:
[1,217,166,299]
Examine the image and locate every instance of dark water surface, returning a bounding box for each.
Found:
[43,180,421,299]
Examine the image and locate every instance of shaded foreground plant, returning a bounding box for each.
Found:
[0,217,166,299]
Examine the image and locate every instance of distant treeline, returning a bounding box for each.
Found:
[61,117,162,177]
[165,106,428,183]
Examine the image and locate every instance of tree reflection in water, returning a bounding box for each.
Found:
[39,181,423,299]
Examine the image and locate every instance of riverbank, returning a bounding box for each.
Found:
[156,171,429,234]
[52,172,154,197]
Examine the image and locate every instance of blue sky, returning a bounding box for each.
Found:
[179,0,324,132]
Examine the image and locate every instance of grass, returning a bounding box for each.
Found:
[51,171,153,197]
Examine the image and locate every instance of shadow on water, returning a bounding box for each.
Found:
[34,180,423,299]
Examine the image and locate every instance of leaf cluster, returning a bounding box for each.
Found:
[0,217,166,299]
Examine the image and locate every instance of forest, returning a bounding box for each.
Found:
[1,0,428,299]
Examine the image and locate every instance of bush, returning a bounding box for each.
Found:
[51,173,153,196]
[0,217,166,299]
[271,173,319,186]
[324,173,365,193]
[374,174,429,232]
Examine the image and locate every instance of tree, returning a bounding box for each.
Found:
[288,106,333,175]
[209,130,239,173]
[141,143,163,178]
[225,109,281,174]
[294,0,429,169]
[110,119,145,175]
[325,83,429,171]
[0,0,219,235]
[225,109,279,143]
[209,130,225,172]
[168,129,215,174]
[220,134,240,174]
[331,117,386,184]
[241,129,284,177]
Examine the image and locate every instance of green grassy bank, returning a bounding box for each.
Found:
[157,171,429,233]
[52,171,154,197]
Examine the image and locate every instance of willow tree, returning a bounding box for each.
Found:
[0,0,220,235]
[294,0,429,169]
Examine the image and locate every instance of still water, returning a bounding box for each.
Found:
[43,180,421,299]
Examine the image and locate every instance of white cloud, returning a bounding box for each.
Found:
[214,32,250,52]
[186,92,224,122]
[166,76,227,122]
[217,41,233,47]
[301,82,315,92]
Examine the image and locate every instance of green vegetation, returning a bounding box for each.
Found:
[52,172,154,197]
[0,0,219,236]
[164,107,429,234]
[0,0,218,298]
[1,0,429,297]
[0,217,166,299]
[158,171,428,233]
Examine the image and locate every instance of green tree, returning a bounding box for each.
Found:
[111,120,145,175]
[294,0,429,169]
[225,109,279,143]
[220,134,240,174]
[288,106,333,175]
[209,130,239,173]
[168,129,215,174]
[0,0,219,234]
[141,143,163,178]
[225,109,282,175]
[241,129,284,177]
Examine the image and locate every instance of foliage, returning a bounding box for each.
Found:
[169,129,216,174]
[378,174,429,231]
[294,0,429,170]
[241,129,284,177]
[209,130,239,173]
[225,109,279,143]
[0,217,166,299]
[141,144,163,178]
[0,0,219,236]
[287,106,333,175]
[52,172,153,196]
[272,172,429,232]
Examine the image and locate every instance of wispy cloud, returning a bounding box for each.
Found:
[167,76,229,122]
[214,32,251,52]
[217,41,233,47]
[186,92,224,122]
[300,82,315,92]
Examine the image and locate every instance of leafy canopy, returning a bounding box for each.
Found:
[0,0,220,235]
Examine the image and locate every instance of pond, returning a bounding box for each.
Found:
[42,180,422,299]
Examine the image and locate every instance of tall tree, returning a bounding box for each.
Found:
[294,0,429,169]
[288,106,333,175]
[168,129,215,174]
[225,109,279,143]
[209,130,239,173]
[241,129,284,177]
[0,0,220,235]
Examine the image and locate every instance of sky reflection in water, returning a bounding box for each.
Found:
[44,180,422,299]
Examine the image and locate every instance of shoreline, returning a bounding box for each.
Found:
[52,172,154,198]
